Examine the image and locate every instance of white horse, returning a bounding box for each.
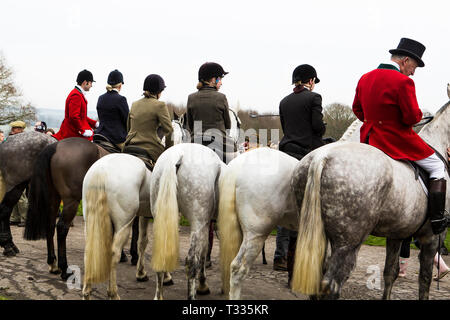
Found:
[217,118,362,300]
[81,119,184,300]
[290,101,449,299]
[150,143,226,300]
[81,153,151,300]
[218,147,299,299]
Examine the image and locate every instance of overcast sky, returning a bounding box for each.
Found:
[1,0,449,116]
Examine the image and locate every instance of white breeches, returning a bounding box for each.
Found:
[414,153,446,180]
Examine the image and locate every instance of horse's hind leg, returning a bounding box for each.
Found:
[382,238,402,300]
[82,282,92,300]
[197,224,212,296]
[130,216,139,265]
[154,272,165,300]
[186,222,210,300]
[108,220,134,300]
[47,194,61,274]
[136,216,150,282]
[0,181,27,256]
[56,198,78,280]
[417,235,439,300]
[229,235,266,300]
[320,245,361,300]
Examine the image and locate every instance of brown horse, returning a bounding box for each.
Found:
[23,137,133,280]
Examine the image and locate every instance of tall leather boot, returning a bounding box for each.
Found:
[429,178,447,235]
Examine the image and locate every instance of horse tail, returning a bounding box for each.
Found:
[0,169,5,203]
[24,142,58,241]
[218,165,242,295]
[83,169,113,284]
[291,151,328,296]
[150,153,181,272]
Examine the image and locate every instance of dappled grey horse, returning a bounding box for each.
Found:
[291,101,449,299]
[150,143,226,300]
[0,131,56,256]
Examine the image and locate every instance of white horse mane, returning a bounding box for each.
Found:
[339,119,363,142]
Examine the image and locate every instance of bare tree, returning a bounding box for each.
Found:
[0,53,36,125]
[323,103,356,140]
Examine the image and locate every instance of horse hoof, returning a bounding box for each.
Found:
[11,244,20,254]
[196,288,211,295]
[137,275,149,282]
[61,271,73,281]
[120,252,128,263]
[49,268,62,275]
[3,247,16,257]
[163,279,174,286]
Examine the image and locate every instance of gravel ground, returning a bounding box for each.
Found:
[0,215,449,300]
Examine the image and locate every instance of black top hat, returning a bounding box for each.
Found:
[76,69,95,84]
[389,38,425,67]
[107,69,124,85]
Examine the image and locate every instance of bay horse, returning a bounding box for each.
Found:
[290,101,449,299]
[24,137,109,280]
[0,131,56,256]
[217,120,361,299]
[150,143,226,300]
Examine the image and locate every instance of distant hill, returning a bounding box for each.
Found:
[0,108,99,136]
[36,108,99,129]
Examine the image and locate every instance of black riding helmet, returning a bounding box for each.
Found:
[76,69,95,84]
[292,64,320,85]
[198,62,228,81]
[107,69,124,85]
[143,74,166,94]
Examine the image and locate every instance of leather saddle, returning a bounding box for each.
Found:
[406,145,448,195]
[122,145,155,171]
[93,134,122,153]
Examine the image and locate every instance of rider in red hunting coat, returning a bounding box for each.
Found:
[352,38,447,235]
[53,69,98,141]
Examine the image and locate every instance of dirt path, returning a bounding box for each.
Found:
[0,216,449,300]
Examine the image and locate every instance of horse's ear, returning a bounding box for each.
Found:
[173,111,179,121]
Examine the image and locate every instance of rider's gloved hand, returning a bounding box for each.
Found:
[82,129,93,137]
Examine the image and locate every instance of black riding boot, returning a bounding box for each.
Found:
[429,178,447,235]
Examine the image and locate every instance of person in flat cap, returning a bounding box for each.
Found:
[9,120,26,135]
[95,69,129,149]
[352,39,447,238]
[53,69,98,141]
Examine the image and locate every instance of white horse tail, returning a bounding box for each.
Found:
[83,170,113,284]
[291,151,328,296]
[218,165,242,295]
[0,170,5,203]
[150,154,181,272]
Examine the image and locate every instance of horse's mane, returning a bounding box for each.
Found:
[339,119,362,141]
[434,100,450,118]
